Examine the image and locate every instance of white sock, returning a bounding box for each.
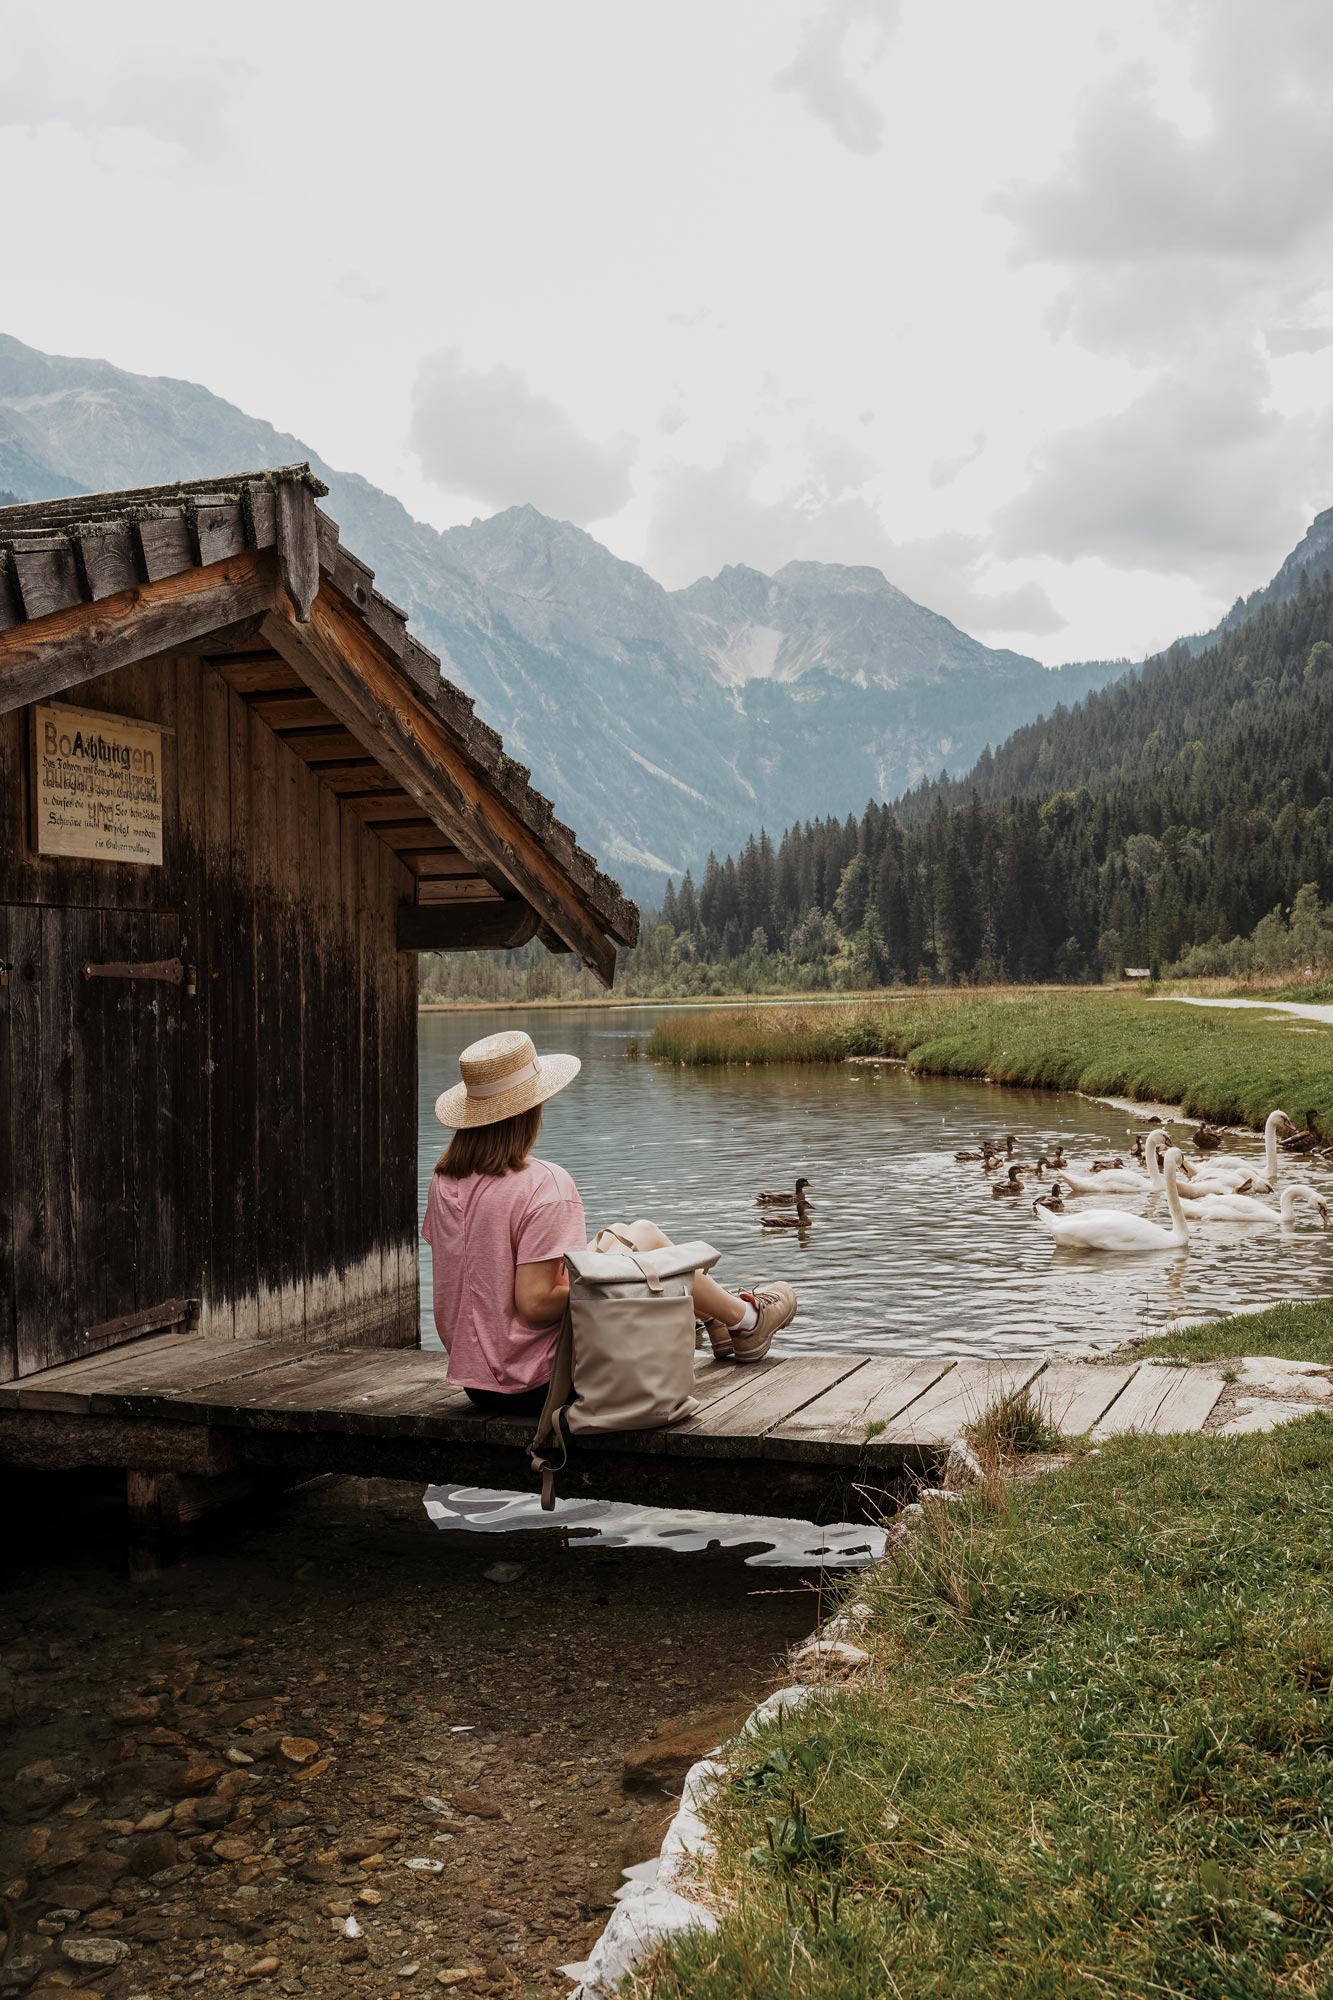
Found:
[728,1298,758,1333]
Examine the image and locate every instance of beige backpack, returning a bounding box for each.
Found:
[528,1228,720,1508]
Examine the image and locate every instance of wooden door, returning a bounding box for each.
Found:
[0,905,185,1379]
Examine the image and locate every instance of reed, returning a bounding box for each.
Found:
[648,986,1333,1136]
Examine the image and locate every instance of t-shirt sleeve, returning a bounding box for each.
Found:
[515,1184,587,1265]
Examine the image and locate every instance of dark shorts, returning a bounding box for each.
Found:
[464,1381,550,1418]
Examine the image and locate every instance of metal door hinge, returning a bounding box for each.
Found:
[83,958,194,991]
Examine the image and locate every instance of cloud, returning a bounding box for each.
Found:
[930,432,987,489]
[336,272,390,307]
[410,351,634,525]
[994,348,1333,588]
[646,437,1064,639]
[0,17,250,162]
[772,0,898,156]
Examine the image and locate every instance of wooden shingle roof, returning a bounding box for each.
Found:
[0,465,638,976]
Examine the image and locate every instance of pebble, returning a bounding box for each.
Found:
[482,1563,526,1585]
[278,1736,320,1765]
[435,1972,486,1989]
[244,1956,281,1978]
[60,1935,130,1966]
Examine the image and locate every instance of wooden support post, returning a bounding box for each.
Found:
[275,480,319,623]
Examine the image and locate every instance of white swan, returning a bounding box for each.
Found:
[1179,1110,1292,1194]
[1057,1162,1149,1194]
[1176,1184,1329,1228]
[1035,1146,1190,1252]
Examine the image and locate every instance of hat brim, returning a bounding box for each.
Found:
[434,1052,582,1130]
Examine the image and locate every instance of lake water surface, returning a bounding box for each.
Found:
[419,1004,1333,1360]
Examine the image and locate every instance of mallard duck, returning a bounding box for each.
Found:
[1045,1145,1068,1169]
[1089,1156,1126,1173]
[1280,1110,1322,1154]
[1193,1124,1224,1152]
[755,1177,813,1207]
[954,1141,997,1163]
[1032,1181,1067,1216]
[761,1195,812,1228]
[992,1165,1026,1198]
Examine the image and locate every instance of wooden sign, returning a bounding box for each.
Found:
[32,703,165,865]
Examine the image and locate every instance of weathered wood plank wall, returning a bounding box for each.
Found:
[0,652,419,1381]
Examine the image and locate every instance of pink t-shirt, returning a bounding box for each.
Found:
[421,1157,587,1393]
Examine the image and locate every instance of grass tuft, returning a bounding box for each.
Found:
[966,1382,1065,1456]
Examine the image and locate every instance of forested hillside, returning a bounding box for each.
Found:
[626,577,1333,991]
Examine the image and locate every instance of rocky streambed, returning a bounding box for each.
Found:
[0,1474,814,2000]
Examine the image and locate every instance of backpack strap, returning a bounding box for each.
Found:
[528,1304,575,1511]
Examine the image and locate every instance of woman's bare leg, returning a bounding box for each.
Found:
[618,1219,748,1326]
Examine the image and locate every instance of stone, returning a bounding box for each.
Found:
[169,1758,226,1797]
[944,1438,985,1488]
[1215,1399,1315,1435]
[129,1829,179,1879]
[481,1563,525,1585]
[449,1791,506,1821]
[243,1956,281,1977]
[291,1757,331,1785]
[107,1695,160,1725]
[41,1882,106,1914]
[214,1836,252,1862]
[135,1808,173,1833]
[60,1934,130,1966]
[277,1738,319,1766]
[356,1887,382,1905]
[621,1704,754,1793]
[789,1637,871,1680]
[226,1747,255,1766]
[213,1770,254,1800]
[435,1970,486,1988]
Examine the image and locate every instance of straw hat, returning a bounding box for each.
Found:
[434,1029,581,1129]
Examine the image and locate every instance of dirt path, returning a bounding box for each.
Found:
[0,1474,817,1999]
[1162,993,1333,1028]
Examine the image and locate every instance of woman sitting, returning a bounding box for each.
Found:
[422,1031,798,1417]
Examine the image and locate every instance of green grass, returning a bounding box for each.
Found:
[1128,1296,1333,1368]
[641,1420,1333,2000]
[647,987,1333,1137]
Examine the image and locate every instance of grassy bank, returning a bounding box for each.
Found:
[645,1412,1333,1999]
[1129,1295,1333,1367]
[647,987,1333,1134]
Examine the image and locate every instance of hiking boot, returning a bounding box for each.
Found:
[731,1282,797,1363]
[704,1318,735,1361]
[697,1317,735,1361]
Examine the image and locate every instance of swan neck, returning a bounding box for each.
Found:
[1164,1160,1187,1237]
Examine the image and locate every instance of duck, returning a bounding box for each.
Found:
[1192,1123,1224,1151]
[1044,1144,1068,1170]
[761,1194,813,1228]
[1032,1182,1068,1216]
[991,1165,1027,1198]
[954,1141,998,1164]
[755,1177,813,1208]
[1034,1146,1191,1252]
[1089,1155,1126,1172]
[1178,1184,1329,1228]
[1280,1110,1323,1155]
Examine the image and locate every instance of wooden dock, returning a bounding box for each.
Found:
[0,1336,1228,1525]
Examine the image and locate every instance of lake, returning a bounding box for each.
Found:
[418,1004,1333,1359]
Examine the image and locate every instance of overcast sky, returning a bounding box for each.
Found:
[5,0,1333,662]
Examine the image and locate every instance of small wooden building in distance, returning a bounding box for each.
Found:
[0,466,637,1386]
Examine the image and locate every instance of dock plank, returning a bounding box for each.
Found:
[3,1336,273,1415]
[766,1358,953,1463]
[1035,1363,1139,1437]
[1092,1365,1226,1437]
[665,1355,869,1458]
[872,1358,1045,1451]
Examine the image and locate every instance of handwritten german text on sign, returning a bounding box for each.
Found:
[32,703,164,865]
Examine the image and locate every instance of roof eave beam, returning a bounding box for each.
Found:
[0,550,277,718]
[261,591,618,985]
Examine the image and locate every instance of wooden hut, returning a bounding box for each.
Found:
[0,466,637,1388]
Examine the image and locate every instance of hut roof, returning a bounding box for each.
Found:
[0,465,638,980]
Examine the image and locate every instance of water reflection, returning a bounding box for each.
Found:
[419,1006,1333,1359]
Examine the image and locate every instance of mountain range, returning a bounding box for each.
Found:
[0,332,1310,906]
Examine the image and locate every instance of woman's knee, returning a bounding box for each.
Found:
[626,1219,672,1250]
